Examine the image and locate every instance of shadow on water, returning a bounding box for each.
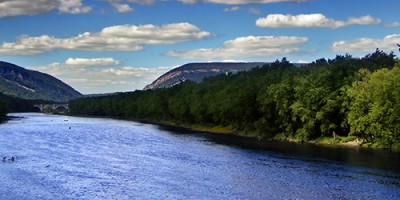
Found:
[157,124,400,174]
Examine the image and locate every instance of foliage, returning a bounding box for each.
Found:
[0,92,52,113]
[69,50,398,149]
[0,99,7,118]
[347,66,400,148]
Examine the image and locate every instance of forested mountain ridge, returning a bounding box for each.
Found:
[144,62,268,90]
[70,50,400,150]
[0,61,83,102]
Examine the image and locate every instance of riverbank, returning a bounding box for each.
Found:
[3,112,399,199]
[136,119,368,149]
[147,119,400,151]
[69,114,398,151]
[197,125,364,148]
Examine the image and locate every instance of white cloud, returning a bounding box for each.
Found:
[64,58,120,66]
[167,35,308,60]
[256,13,381,28]
[110,2,134,13]
[0,0,56,17]
[30,58,172,94]
[106,0,135,13]
[179,0,308,5]
[297,59,308,64]
[222,59,245,62]
[224,6,240,12]
[106,0,156,13]
[384,22,400,27]
[57,0,91,14]
[331,34,400,53]
[0,0,91,17]
[0,23,211,55]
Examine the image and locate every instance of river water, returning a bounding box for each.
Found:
[0,113,399,199]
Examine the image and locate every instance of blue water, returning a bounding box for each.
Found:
[1,113,399,199]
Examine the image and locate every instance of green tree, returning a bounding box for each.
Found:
[347,66,400,148]
[67,50,398,148]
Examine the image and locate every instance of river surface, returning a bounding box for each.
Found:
[0,113,399,199]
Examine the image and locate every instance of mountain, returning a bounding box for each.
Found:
[144,62,267,90]
[0,61,83,102]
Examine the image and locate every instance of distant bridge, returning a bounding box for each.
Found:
[33,104,69,112]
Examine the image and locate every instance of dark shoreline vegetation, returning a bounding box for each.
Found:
[0,92,57,111]
[0,92,63,123]
[0,98,8,122]
[68,50,400,150]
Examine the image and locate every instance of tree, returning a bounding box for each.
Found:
[347,66,400,147]
[362,49,396,71]
[67,50,398,148]
[0,100,8,118]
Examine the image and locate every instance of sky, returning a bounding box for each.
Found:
[0,0,399,94]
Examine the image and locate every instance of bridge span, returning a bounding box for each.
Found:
[33,104,69,113]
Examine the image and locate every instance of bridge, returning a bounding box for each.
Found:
[33,104,69,113]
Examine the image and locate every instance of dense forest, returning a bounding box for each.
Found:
[69,50,400,149]
[0,92,56,118]
[0,99,7,120]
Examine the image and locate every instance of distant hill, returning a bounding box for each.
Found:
[144,62,267,90]
[0,61,83,102]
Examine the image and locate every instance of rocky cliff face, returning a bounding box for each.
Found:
[0,61,83,102]
[144,62,266,90]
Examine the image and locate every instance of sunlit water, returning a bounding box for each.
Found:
[1,113,399,199]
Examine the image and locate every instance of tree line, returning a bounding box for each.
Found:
[0,100,7,120]
[69,50,400,149]
[0,92,56,120]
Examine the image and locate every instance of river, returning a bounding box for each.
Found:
[1,113,399,199]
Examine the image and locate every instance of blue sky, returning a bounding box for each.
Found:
[0,0,399,94]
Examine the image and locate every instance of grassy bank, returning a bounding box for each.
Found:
[136,119,371,149]
[155,120,400,151]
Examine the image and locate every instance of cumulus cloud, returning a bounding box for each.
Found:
[106,0,136,13]
[64,58,120,66]
[0,23,211,55]
[106,0,156,13]
[179,0,308,5]
[30,58,172,94]
[0,0,91,17]
[109,2,134,13]
[331,34,400,53]
[224,6,240,12]
[167,35,308,60]
[57,0,91,14]
[0,0,56,17]
[256,13,381,28]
